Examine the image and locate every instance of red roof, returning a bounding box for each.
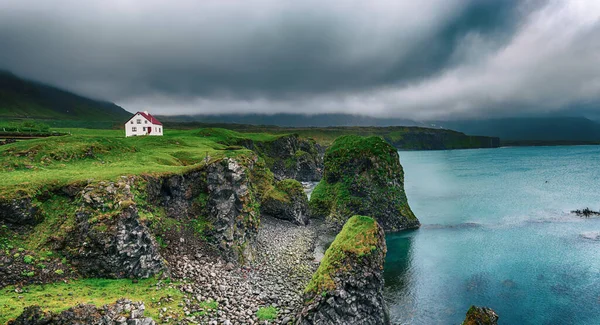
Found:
[135,111,162,125]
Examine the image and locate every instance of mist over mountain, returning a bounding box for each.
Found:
[0,70,129,121]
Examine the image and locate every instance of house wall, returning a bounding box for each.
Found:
[125,113,163,137]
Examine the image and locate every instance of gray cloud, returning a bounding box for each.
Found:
[0,0,598,120]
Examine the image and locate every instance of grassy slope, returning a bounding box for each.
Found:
[0,128,283,198]
[0,278,188,324]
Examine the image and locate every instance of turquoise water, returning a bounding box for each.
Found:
[385,146,600,325]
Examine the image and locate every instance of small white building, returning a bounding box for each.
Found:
[125,111,163,137]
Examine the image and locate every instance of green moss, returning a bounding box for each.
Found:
[0,277,184,324]
[256,306,278,321]
[304,216,380,295]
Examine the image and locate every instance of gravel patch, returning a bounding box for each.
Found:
[165,216,327,324]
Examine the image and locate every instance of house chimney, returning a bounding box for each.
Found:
[144,110,148,114]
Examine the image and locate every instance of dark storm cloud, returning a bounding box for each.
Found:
[0,0,598,119]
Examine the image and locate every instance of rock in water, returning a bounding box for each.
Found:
[8,299,155,325]
[462,306,499,325]
[309,135,420,232]
[261,179,310,225]
[298,216,390,325]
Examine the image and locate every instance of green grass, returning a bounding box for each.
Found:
[304,216,380,295]
[256,306,278,321]
[0,277,185,324]
[0,127,279,199]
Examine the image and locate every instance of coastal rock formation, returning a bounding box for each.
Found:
[64,178,167,278]
[204,157,261,263]
[462,306,499,325]
[261,179,310,225]
[8,299,155,325]
[298,216,389,325]
[309,135,420,232]
[235,134,325,181]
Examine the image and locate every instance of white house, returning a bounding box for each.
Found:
[125,111,163,137]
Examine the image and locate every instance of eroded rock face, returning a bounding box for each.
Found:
[0,197,38,225]
[8,299,155,325]
[261,179,310,225]
[298,216,389,325]
[237,134,325,182]
[205,157,261,264]
[309,135,420,232]
[64,177,167,278]
[462,306,499,325]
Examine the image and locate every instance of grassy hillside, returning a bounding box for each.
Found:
[0,71,130,122]
[0,128,283,198]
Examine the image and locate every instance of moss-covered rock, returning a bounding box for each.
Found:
[462,306,499,325]
[309,135,419,232]
[298,216,389,324]
[261,179,309,225]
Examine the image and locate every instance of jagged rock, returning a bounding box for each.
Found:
[462,306,499,325]
[309,135,420,232]
[235,134,325,181]
[8,299,155,325]
[205,157,261,264]
[298,216,389,325]
[64,178,167,278]
[0,197,38,225]
[261,179,310,225]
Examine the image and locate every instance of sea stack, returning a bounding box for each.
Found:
[298,215,389,325]
[309,135,420,232]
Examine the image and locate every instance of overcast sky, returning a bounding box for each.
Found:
[0,0,599,120]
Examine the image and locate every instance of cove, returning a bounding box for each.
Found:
[385,145,600,324]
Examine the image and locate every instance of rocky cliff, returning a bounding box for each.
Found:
[261,179,310,225]
[0,154,268,281]
[234,134,325,181]
[298,216,389,325]
[462,306,499,325]
[309,135,420,232]
[8,299,155,325]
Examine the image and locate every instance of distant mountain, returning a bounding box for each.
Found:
[157,113,429,128]
[439,117,600,141]
[0,70,130,121]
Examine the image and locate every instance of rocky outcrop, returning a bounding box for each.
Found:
[298,216,389,325]
[0,197,38,225]
[8,299,155,325]
[64,177,167,278]
[309,135,420,232]
[462,306,499,325]
[204,157,261,264]
[235,134,325,182]
[261,179,310,225]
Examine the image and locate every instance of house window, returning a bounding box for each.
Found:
[159,127,161,132]
[145,120,148,124]
[137,119,141,124]
[132,127,137,132]
[143,127,146,131]
[130,121,133,124]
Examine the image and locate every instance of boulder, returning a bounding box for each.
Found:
[298,216,389,325]
[309,135,420,232]
[261,179,310,225]
[8,299,155,325]
[0,197,38,225]
[462,306,499,325]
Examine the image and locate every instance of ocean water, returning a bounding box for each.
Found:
[385,146,600,325]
